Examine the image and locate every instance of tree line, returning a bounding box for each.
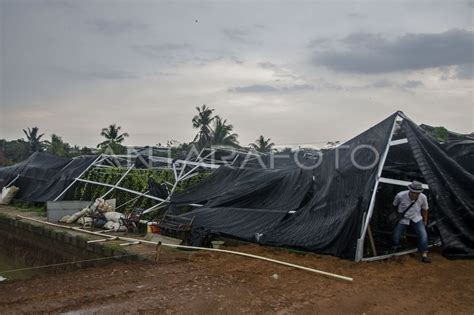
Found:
[191,104,274,152]
[0,104,275,166]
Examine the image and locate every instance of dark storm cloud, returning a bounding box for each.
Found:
[229,84,313,93]
[313,29,473,74]
[87,18,148,35]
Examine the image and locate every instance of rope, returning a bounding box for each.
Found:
[0,251,155,275]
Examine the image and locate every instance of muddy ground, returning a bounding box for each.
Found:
[0,244,472,314]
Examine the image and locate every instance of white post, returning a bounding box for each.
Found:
[53,154,103,201]
[354,115,401,262]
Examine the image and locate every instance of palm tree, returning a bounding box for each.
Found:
[23,127,46,152]
[211,116,239,147]
[192,104,216,149]
[250,135,275,153]
[97,124,129,148]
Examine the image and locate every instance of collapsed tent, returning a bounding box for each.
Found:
[0,152,97,202]
[0,111,472,260]
[171,112,473,260]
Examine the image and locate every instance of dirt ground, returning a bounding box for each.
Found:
[0,244,473,315]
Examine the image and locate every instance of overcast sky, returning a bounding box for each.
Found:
[1,0,473,148]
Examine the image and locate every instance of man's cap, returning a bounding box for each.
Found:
[408,180,424,193]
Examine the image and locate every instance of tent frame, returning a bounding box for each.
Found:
[52,149,225,215]
[355,112,431,262]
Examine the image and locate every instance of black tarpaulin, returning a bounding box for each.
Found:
[148,177,169,200]
[403,119,474,258]
[173,166,313,241]
[260,113,397,258]
[183,207,289,242]
[172,166,313,210]
[172,114,397,258]
[0,152,97,202]
[444,140,474,175]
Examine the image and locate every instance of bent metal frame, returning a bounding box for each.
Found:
[53,149,224,215]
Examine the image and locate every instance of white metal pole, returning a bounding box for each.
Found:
[354,115,400,262]
[4,174,20,188]
[100,164,134,199]
[115,190,149,211]
[141,201,168,214]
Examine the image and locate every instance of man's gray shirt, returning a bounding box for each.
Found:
[393,190,429,225]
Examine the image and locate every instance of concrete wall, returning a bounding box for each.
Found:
[46,200,91,222]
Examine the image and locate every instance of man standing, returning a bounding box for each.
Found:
[392,180,431,263]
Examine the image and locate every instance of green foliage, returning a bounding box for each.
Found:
[211,116,239,147]
[72,168,210,213]
[97,124,129,149]
[192,104,216,149]
[23,127,47,153]
[0,139,30,166]
[80,147,93,155]
[45,134,71,157]
[430,126,449,142]
[192,105,241,149]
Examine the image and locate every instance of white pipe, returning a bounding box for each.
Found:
[160,243,353,282]
[87,238,113,243]
[16,215,353,282]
